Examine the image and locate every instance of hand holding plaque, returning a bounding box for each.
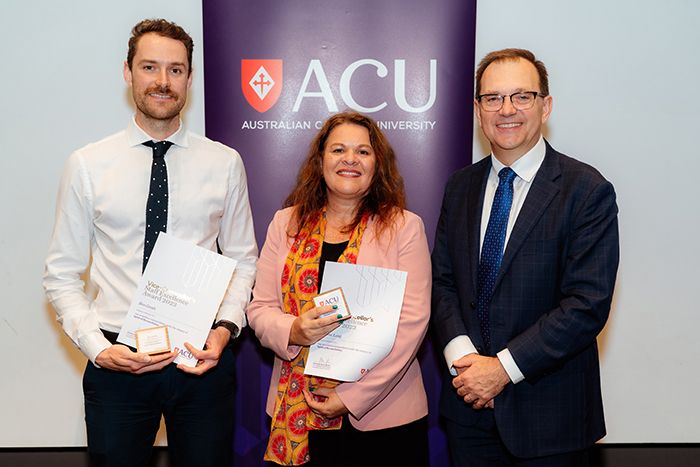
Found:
[313,287,351,320]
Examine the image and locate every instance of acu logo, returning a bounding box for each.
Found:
[241,59,283,113]
[241,58,437,114]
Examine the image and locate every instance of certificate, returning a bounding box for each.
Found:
[117,233,237,367]
[305,262,407,382]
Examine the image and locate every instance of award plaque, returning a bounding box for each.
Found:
[313,287,351,320]
[135,326,171,355]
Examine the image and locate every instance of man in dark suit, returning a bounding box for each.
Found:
[431,48,619,466]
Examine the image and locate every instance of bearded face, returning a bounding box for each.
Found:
[124,33,192,131]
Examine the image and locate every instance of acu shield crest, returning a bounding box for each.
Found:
[241,59,283,113]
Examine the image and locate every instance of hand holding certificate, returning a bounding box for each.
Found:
[305,262,407,382]
[117,233,237,367]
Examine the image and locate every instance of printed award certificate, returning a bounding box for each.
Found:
[305,262,407,382]
[117,233,237,367]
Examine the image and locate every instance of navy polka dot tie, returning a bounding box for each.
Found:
[142,140,174,272]
[477,167,516,355]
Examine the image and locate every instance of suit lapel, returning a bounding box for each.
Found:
[468,159,490,293]
[495,144,561,288]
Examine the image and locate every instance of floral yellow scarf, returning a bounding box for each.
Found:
[264,208,369,465]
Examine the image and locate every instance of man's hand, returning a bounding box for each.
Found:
[302,386,349,419]
[95,344,176,374]
[452,354,510,409]
[455,364,493,407]
[289,305,346,346]
[177,326,230,375]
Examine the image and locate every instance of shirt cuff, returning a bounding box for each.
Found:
[82,332,114,367]
[444,335,478,376]
[496,348,525,384]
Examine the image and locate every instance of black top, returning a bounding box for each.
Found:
[318,241,348,292]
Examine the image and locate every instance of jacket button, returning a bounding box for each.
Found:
[470,302,476,309]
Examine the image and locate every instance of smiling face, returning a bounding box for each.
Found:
[474,57,552,165]
[123,32,192,137]
[321,123,377,206]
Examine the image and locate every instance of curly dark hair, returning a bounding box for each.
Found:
[284,112,406,240]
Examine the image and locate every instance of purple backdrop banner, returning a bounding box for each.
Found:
[202,1,476,465]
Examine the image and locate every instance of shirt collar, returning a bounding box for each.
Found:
[490,135,545,183]
[126,114,189,148]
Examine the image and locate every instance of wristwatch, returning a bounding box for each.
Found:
[212,320,239,347]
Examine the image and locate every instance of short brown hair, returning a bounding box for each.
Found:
[284,112,406,240]
[127,19,194,75]
[475,48,549,98]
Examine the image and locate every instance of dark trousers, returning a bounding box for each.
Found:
[83,348,236,467]
[306,414,429,467]
[446,411,589,467]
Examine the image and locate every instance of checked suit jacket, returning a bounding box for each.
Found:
[431,141,619,458]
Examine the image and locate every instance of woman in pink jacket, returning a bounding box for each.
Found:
[247,112,431,466]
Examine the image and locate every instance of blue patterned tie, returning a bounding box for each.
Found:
[477,167,517,355]
[142,140,173,272]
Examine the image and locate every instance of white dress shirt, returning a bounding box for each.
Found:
[443,136,546,384]
[44,116,258,363]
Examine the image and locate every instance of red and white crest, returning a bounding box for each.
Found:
[241,59,282,113]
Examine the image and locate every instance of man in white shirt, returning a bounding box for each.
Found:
[43,19,257,466]
[431,49,619,466]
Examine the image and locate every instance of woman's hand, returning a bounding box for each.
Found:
[289,305,347,346]
[303,386,349,419]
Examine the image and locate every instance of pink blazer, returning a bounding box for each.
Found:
[246,207,431,431]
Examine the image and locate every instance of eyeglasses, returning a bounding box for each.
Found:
[476,91,546,112]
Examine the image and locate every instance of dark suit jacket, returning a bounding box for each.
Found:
[431,141,619,458]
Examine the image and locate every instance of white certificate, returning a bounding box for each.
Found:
[305,262,407,382]
[117,233,237,367]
